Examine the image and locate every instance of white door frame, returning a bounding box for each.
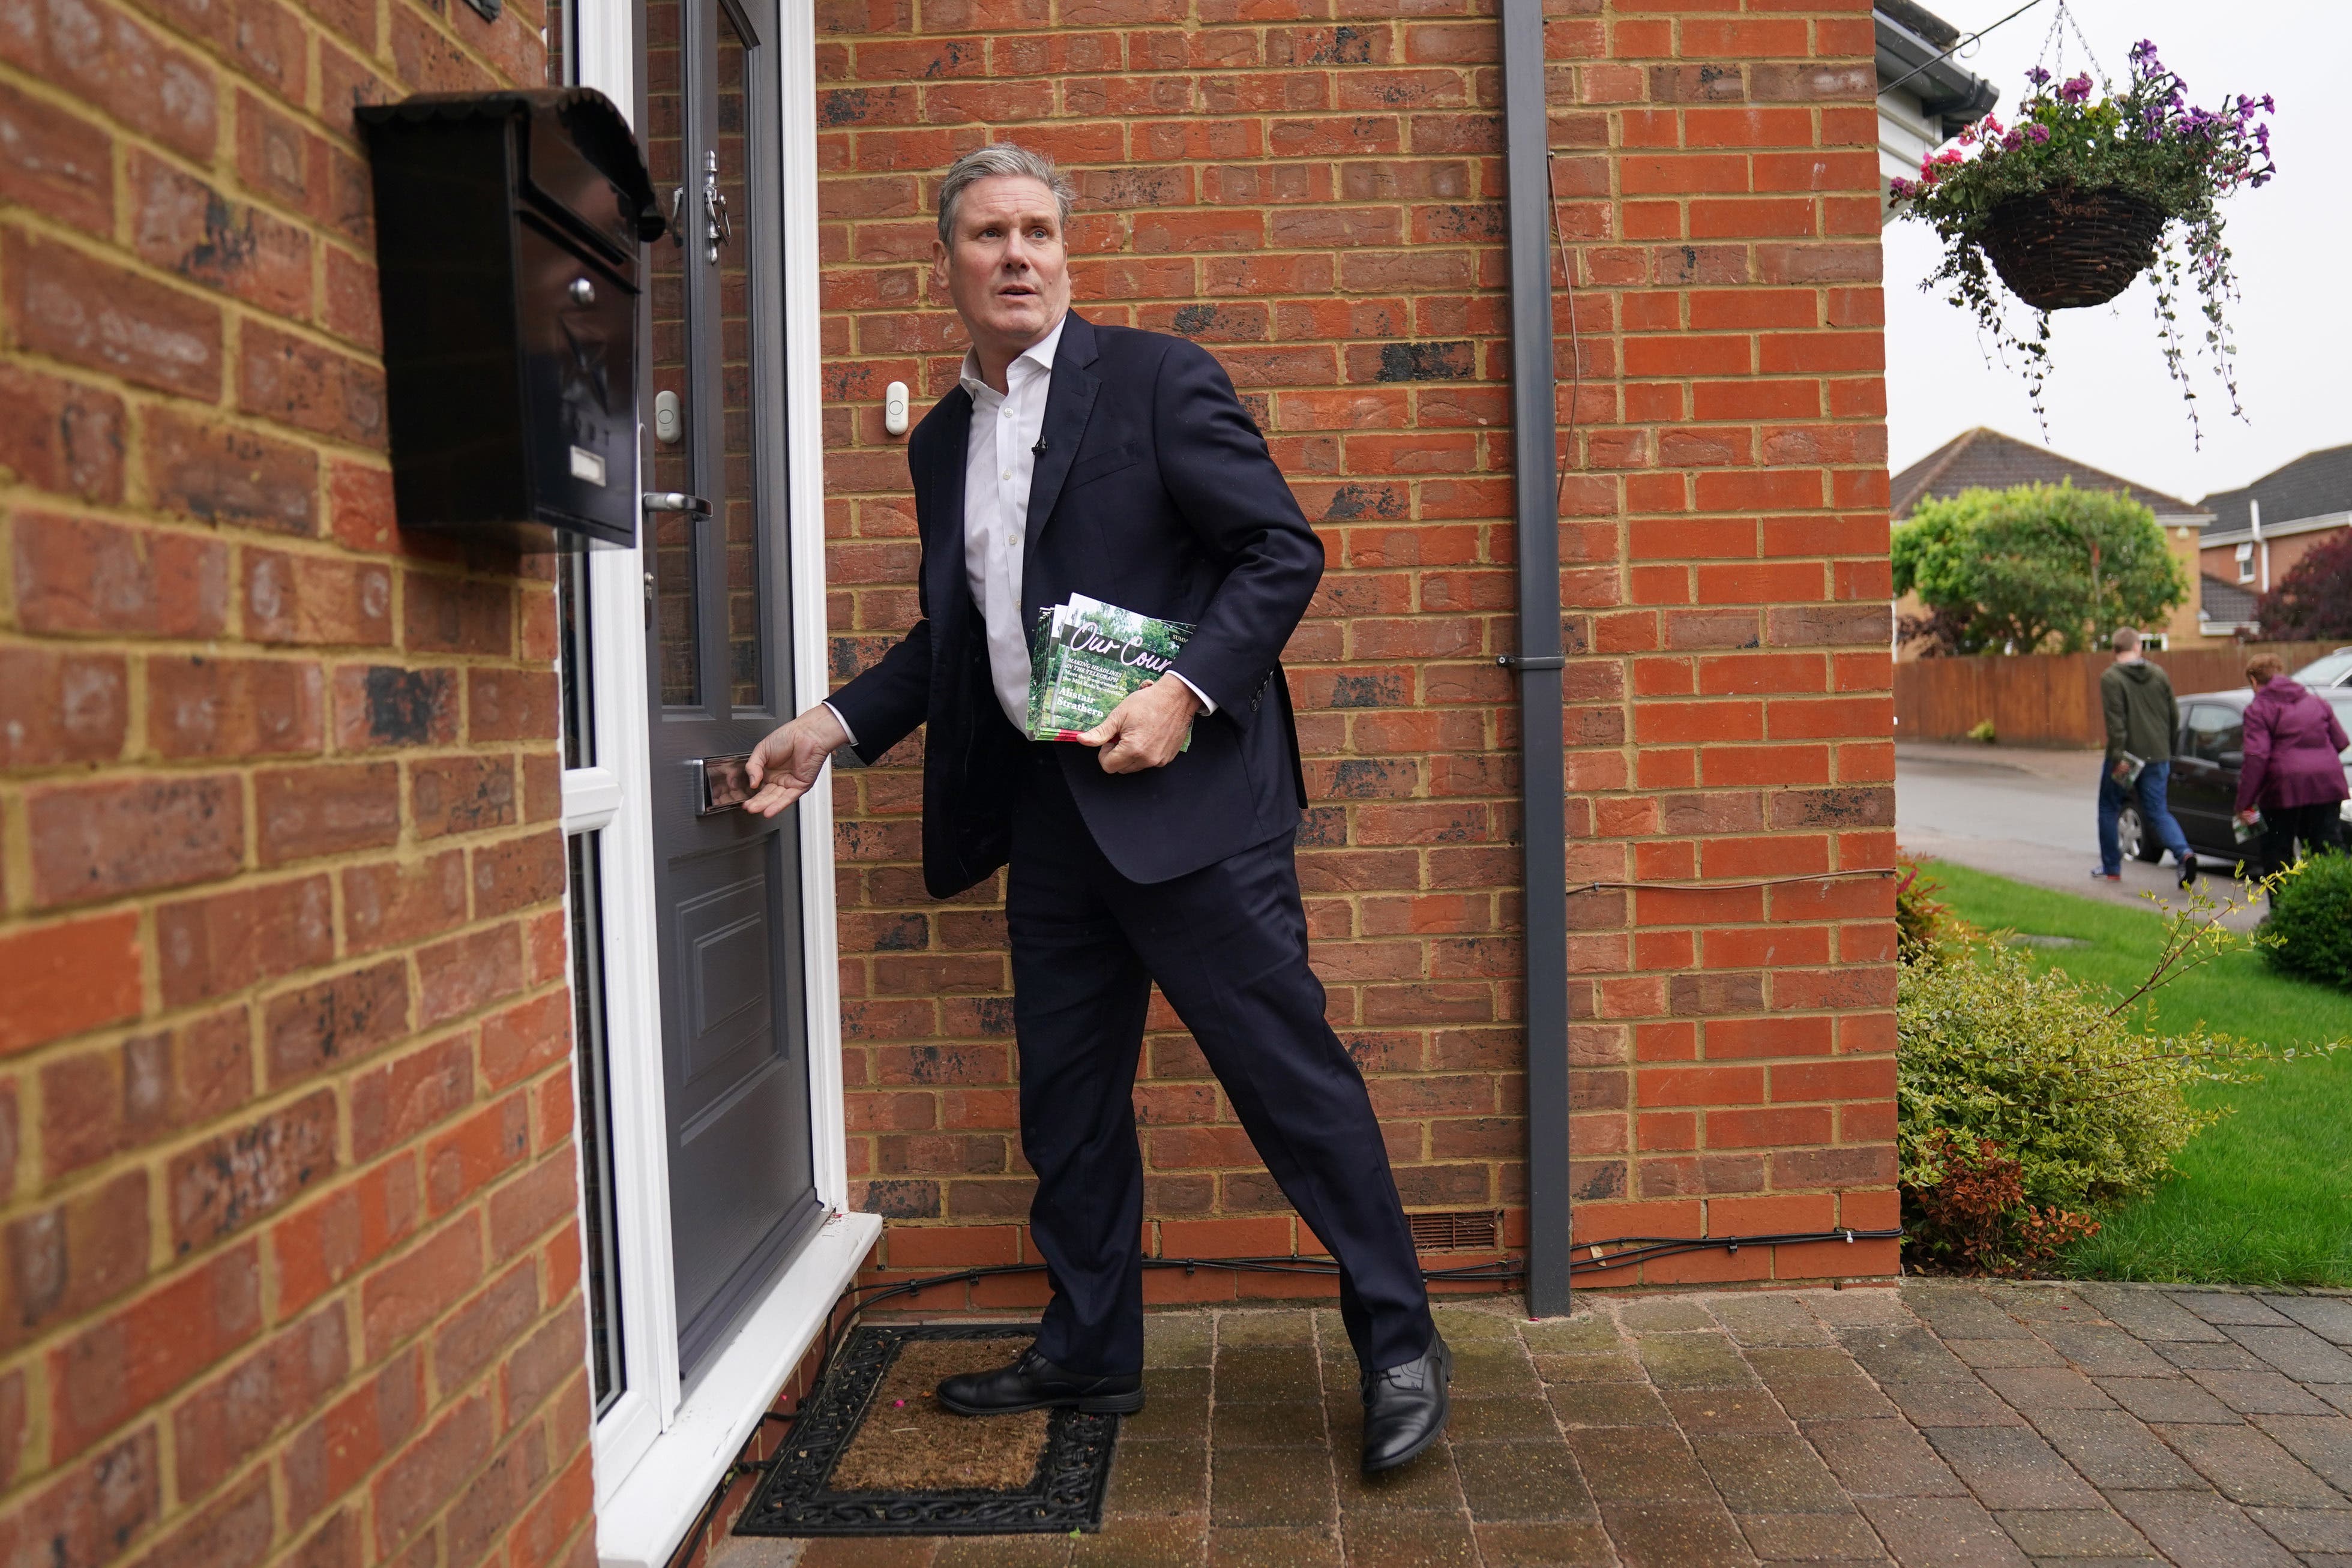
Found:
[563,3,877,1560]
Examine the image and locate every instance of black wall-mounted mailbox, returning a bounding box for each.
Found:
[358,89,665,551]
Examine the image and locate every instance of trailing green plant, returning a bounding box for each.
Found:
[1898,871,2338,1272]
[2261,850,2352,991]
[1887,40,2276,438]
[1891,481,2185,655]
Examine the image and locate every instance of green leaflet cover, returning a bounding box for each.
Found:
[1026,593,1196,748]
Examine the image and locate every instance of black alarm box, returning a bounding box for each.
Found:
[358,89,664,551]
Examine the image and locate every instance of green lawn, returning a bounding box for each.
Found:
[1917,861,2352,1287]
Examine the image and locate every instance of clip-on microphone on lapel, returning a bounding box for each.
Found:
[1032,437,1048,455]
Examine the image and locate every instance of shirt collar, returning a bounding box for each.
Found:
[959,311,1068,401]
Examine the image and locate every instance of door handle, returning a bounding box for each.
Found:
[643,492,712,516]
[691,754,754,816]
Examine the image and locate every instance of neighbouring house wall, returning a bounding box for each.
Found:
[2202,526,2347,599]
[0,4,597,1566]
[817,0,1902,1302]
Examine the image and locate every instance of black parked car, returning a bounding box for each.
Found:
[2117,685,2352,863]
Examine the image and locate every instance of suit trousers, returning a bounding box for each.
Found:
[1007,743,1435,1378]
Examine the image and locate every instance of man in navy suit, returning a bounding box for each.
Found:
[743,143,1447,1473]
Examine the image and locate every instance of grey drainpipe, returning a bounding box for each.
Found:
[1498,0,1572,1318]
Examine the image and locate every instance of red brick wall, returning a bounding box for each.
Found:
[817,0,1901,1305]
[0,2,597,1565]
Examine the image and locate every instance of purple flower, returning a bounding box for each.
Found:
[2026,65,2051,87]
[2001,129,2025,151]
[2060,73,2093,104]
[2026,124,2050,144]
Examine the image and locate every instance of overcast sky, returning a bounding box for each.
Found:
[1882,0,2349,506]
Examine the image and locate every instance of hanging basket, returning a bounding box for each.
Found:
[1979,185,2168,311]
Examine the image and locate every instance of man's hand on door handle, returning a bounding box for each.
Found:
[743,704,850,817]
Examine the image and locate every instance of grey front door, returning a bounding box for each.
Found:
[641,0,822,1377]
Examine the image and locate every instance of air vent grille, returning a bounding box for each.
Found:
[1407,1209,1503,1252]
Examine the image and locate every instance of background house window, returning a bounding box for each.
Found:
[2237,541,2256,582]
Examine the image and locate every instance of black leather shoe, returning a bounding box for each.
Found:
[934,1345,1144,1416]
[1360,1333,1450,1474]
[2179,852,2200,889]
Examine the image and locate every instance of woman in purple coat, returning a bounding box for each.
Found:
[2234,653,2350,882]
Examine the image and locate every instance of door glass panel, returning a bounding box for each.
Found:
[715,2,765,710]
[647,0,700,708]
[556,550,595,769]
[567,833,626,1414]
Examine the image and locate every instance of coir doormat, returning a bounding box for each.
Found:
[733,1325,1122,1537]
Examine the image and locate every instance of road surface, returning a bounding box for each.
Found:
[1894,742,2265,931]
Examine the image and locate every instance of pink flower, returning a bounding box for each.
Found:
[2026,124,2051,143]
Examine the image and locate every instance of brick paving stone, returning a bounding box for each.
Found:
[2326,1385,2352,1419]
[2172,1293,2297,1328]
[1212,1347,1321,1404]
[1694,1432,1851,1513]
[1450,1440,1597,1522]
[1598,1501,1760,1567]
[1429,1305,1520,1342]
[1921,1426,2105,1510]
[1446,1395,1565,1442]
[2222,1326,2352,1384]
[1551,1380,1676,1427]
[1857,1495,2033,1567]
[2026,1410,2206,1490]
[1203,1526,1338,1568]
[2072,1287,2232,1344]
[1904,1287,2036,1341]
[1068,1516,1208,1567]
[1803,1420,1970,1498]
[1802,1288,1913,1328]
[1521,1313,1628,1353]
[1880,1378,2032,1427]
[1147,1315,1217,1366]
[1450,1343,1541,1396]
[934,1538,1074,1567]
[797,1540,941,1567]
[2186,1369,2341,1416]
[1219,1311,1316,1347]
[2095,1378,2239,1425]
[1771,1377,1904,1421]
[1211,1400,1325,1448]
[1208,1450,1334,1529]
[1620,1298,1718,1333]
[1664,1388,1795,1434]
[1125,1378,1211,1443]
[1982,1287,2099,1325]
[2155,1422,2345,1507]
[1992,1507,2151,1557]
[2248,1414,2352,1491]
[2264,1298,2352,1347]
[1738,1511,1888,1561]
[1335,1512,1481,1567]
[2043,1326,2180,1379]
[1104,1440,1210,1514]
[1980,1366,2120,1411]
[1533,1351,1647,1384]
[1841,1327,1978,1384]
[2157,1341,2270,1372]
[1565,1426,1718,1504]
[1470,1520,1617,1566]
[1640,1332,1760,1388]
[1753,1347,1876,1381]
[2243,1509,2352,1552]
[2026,1558,2167,1567]
[2108,1490,2302,1567]
[1953,1338,2071,1370]
[1712,1293,1838,1347]
[1332,1446,1464,1516]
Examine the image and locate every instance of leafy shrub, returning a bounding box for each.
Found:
[2262,850,2352,990]
[2255,530,2352,640]
[1895,856,1956,966]
[1905,1132,2101,1275]
[1899,935,2230,1234]
[1968,719,1998,744]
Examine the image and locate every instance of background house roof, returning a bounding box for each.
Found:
[1890,427,2210,520]
[2199,574,2260,626]
[2197,442,2352,534]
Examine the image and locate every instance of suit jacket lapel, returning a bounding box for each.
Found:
[1021,312,1102,596]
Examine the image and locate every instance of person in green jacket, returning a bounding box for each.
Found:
[2096,628,2198,886]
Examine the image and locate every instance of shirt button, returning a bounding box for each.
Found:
[1002,471,1011,481]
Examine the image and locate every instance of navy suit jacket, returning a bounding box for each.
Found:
[827,311,1322,896]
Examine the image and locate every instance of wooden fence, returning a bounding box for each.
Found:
[1893,642,2345,747]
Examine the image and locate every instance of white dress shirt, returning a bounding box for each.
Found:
[828,311,1209,748]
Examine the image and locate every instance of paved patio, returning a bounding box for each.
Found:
[716,1280,2352,1567]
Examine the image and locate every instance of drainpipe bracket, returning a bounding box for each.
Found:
[1496,654,1566,671]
